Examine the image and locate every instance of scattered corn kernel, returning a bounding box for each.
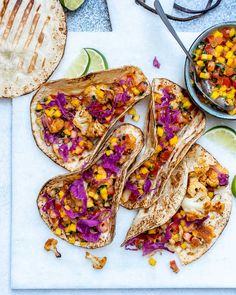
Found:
[226,51,233,59]
[213,31,223,38]
[211,91,220,99]
[87,198,94,208]
[148,257,157,266]
[196,60,205,67]
[132,114,140,122]
[230,28,235,37]
[105,150,113,156]
[128,108,136,116]
[59,191,65,199]
[183,100,191,109]
[100,187,108,200]
[156,144,162,153]
[201,54,212,61]
[215,45,224,53]
[110,137,117,145]
[217,56,225,63]
[68,237,76,244]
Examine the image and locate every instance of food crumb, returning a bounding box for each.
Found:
[148,257,157,266]
[169,260,180,273]
[85,251,107,269]
[128,108,140,122]
[44,238,61,258]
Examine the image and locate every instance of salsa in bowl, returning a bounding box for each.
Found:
[185,22,236,119]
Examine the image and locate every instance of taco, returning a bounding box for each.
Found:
[123,144,232,265]
[37,124,144,249]
[121,78,206,209]
[31,66,150,171]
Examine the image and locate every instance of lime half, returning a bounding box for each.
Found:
[85,48,108,73]
[61,0,85,11]
[204,126,236,154]
[65,48,90,78]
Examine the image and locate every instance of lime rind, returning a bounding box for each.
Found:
[65,49,90,78]
[85,48,108,73]
[63,0,85,11]
[231,175,236,197]
[204,125,236,154]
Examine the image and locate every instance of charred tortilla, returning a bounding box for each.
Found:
[121,78,206,209]
[123,144,232,265]
[0,0,67,98]
[37,124,144,249]
[31,66,150,171]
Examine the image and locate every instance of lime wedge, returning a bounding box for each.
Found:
[61,0,85,11]
[204,126,236,154]
[65,48,90,78]
[231,175,236,197]
[85,48,108,73]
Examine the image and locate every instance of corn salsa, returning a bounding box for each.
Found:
[193,26,236,114]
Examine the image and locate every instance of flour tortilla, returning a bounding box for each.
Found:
[0,0,66,98]
[122,144,232,264]
[37,124,144,249]
[121,78,206,209]
[31,66,150,171]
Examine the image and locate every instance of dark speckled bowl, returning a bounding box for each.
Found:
[184,22,236,120]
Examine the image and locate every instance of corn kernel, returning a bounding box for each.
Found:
[144,160,153,169]
[226,51,233,59]
[64,129,71,136]
[201,54,212,61]
[224,46,229,52]
[105,150,113,156]
[96,89,105,98]
[181,242,187,250]
[227,58,234,66]
[148,229,156,234]
[169,135,178,146]
[132,114,140,122]
[55,228,62,235]
[131,87,140,96]
[213,31,223,38]
[157,126,164,137]
[195,49,202,55]
[200,72,210,79]
[156,144,162,153]
[88,191,95,198]
[100,187,108,201]
[226,40,234,48]
[53,110,62,118]
[140,167,149,174]
[110,137,117,145]
[230,28,235,37]
[68,237,76,244]
[148,257,157,266]
[36,103,43,111]
[87,198,94,208]
[45,109,54,117]
[71,98,80,107]
[59,191,65,199]
[183,100,191,109]
[180,220,186,227]
[215,45,224,53]
[172,234,179,241]
[211,91,220,99]
[128,108,136,116]
[217,56,225,63]
[196,60,205,67]
[208,192,214,198]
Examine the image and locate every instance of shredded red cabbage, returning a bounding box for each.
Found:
[142,240,172,256]
[76,209,112,242]
[125,181,140,197]
[58,144,69,162]
[86,101,114,123]
[143,178,152,194]
[211,166,229,186]
[115,90,131,103]
[153,56,161,69]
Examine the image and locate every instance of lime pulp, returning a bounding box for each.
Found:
[65,48,90,78]
[85,48,108,73]
[61,0,85,11]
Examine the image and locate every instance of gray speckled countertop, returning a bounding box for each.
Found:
[66,0,236,32]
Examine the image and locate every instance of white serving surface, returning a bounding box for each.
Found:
[11,29,236,289]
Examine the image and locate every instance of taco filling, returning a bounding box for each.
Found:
[125,163,229,259]
[123,86,194,204]
[34,75,148,165]
[39,132,137,245]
